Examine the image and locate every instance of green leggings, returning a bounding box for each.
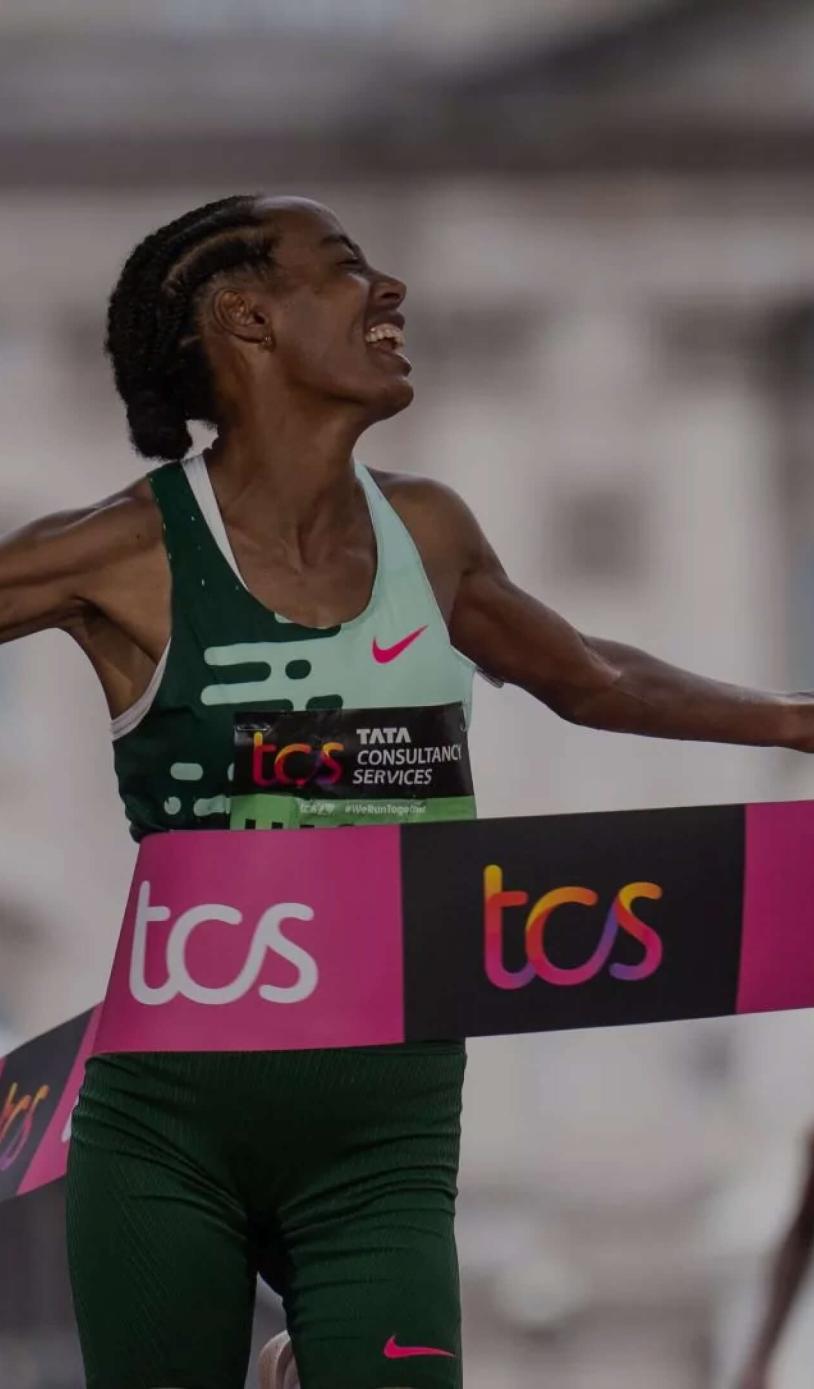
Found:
[66,1043,466,1389]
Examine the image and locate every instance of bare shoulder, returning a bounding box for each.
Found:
[368,467,484,565]
[62,475,161,572]
[0,470,166,647]
[53,480,163,616]
[370,466,472,517]
[3,473,159,572]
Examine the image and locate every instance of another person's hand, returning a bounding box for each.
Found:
[735,1356,770,1389]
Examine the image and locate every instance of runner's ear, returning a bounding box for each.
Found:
[209,286,272,346]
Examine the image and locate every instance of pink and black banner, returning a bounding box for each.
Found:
[1,799,812,1202]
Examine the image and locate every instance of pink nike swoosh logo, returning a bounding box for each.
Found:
[383,1335,455,1360]
[372,625,428,664]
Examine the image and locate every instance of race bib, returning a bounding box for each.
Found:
[230,703,475,829]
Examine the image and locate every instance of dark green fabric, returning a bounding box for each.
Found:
[113,462,344,842]
[93,460,474,1388]
[66,1044,465,1389]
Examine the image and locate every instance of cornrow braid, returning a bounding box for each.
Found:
[105,195,279,461]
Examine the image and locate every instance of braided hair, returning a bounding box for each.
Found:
[105,195,279,461]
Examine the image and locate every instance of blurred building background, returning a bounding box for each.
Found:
[2,1,814,1385]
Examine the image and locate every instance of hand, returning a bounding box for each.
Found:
[786,694,814,752]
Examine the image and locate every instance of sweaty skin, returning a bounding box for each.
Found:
[0,196,812,752]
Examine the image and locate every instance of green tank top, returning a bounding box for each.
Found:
[112,455,476,841]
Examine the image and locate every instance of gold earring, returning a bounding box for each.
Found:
[261,334,273,350]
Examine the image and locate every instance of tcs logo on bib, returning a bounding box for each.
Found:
[484,865,663,990]
[251,732,345,790]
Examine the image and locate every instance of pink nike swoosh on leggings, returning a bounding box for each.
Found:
[383,1335,455,1359]
[371,625,428,663]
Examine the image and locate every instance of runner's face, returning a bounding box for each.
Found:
[258,203,413,419]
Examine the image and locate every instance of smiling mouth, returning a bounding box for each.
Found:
[364,323,406,353]
[363,323,411,374]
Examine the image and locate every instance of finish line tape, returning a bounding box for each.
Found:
[1,798,812,1201]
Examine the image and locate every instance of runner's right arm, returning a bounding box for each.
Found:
[0,488,158,644]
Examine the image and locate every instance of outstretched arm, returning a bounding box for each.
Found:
[441,488,810,751]
[735,1134,814,1389]
[0,509,95,643]
[0,487,157,646]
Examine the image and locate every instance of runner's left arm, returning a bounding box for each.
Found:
[438,485,812,752]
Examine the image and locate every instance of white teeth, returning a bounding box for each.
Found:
[365,323,405,350]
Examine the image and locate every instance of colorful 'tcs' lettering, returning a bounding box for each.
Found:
[483,865,663,990]
[0,1080,51,1172]
[251,734,344,790]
